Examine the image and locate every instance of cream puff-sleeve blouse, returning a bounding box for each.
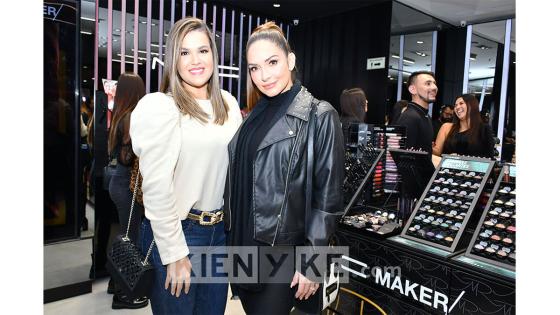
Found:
[130,90,242,265]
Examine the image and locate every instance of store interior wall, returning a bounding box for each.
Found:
[291,1,393,125]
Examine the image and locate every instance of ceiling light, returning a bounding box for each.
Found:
[273,4,280,8]
[81,31,92,35]
[80,17,96,22]
[417,40,423,44]
[113,39,118,42]
[140,21,147,24]
[83,80,87,83]
[415,51,427,57]
[470,53,477,61]
[403,57,415,64]
[391,54,400,59]
[115,28,120,32]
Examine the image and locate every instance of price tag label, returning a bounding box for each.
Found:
[442,158,490,173]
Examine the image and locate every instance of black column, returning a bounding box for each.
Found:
[434,27,467,114]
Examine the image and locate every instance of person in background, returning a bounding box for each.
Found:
[339,87,368,143]
[433,94,495,158]
[226,21,344,314]
[388,100,408,125]
[107,72,149,309]
[130,17,242,315]
[432,104,454,141]
[395,71,438,154]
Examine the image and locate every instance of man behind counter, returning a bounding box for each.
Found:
[395,71,438,154]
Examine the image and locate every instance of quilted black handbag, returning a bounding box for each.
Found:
[106,168,155,299]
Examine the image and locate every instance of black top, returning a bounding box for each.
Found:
[395,102,434,154]
[442,124,495,158]
[340,116,362,145]
[230,81,302,248]
[111,113,135,167]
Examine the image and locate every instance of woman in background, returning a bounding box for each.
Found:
[433,93,495,158]
[339,88,368,143]
[107,72,148,309]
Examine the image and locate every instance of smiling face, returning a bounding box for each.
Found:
[177,29,213,99]
[247,39,295,98]
[454,97,468,121]
[409,73,438,107]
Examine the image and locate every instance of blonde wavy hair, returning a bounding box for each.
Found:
[160,17,229,124]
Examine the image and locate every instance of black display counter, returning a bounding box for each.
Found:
[331,226,515,314]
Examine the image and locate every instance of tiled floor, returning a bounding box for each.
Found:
[44,278,246,315]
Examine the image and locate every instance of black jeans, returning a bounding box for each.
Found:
[108,163,143,245]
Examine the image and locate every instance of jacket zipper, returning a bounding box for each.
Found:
[271,119,304,246]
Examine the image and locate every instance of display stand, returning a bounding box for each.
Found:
[398,155,495,255]
[388,148,435,222]
[459,163,516,273]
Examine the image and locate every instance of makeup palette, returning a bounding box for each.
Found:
[400,155,495,253]
[341,207,400,234]
[465,164,516,271]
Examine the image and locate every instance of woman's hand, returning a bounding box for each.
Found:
[291,270,320,300]
[165,256,192,297]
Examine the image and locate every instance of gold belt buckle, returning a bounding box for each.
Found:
[199,211,223,226]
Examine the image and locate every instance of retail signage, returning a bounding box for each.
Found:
[367,57,386,70]
[441,158,489,173]
[341,255,465,314]
[44,1,76,25]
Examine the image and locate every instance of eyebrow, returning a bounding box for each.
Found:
[180,45,210,51]
[248,54,279,67]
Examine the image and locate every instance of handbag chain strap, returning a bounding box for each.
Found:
[125,161,155,266]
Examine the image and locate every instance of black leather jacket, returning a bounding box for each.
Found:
[224,86,345,247]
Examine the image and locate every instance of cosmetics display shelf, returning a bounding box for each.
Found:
[462,163,516,272]
[369,125,406,197]
[342,140,385,211]
[399,155,495,255]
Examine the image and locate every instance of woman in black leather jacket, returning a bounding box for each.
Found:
[225,22,345,314]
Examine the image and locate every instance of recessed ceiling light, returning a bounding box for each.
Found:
[273,4,280,8]
[417,40,424,44]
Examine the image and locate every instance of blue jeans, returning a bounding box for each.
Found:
[108,163,143,245]
[140,213,228,315]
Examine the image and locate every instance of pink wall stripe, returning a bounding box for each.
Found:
[158,0,164,88]
[146,0,152,92]
[133,0,139,74]
[94,0,99,90]
[120,0,126,74]
[107,0,113,79]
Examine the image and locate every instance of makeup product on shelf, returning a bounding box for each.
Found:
[400,155,495,253]
[464,164,516,271]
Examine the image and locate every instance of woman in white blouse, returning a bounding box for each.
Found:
[130,17,242,314]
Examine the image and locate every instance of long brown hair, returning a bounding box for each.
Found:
[108,72,146,155]
[246,21,296,110]
[443,94,484,149]
[160,17,229,125]
[340,88,367,122]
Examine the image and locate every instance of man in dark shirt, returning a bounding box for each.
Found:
[432,104,454,140]
[395,71,438,154]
